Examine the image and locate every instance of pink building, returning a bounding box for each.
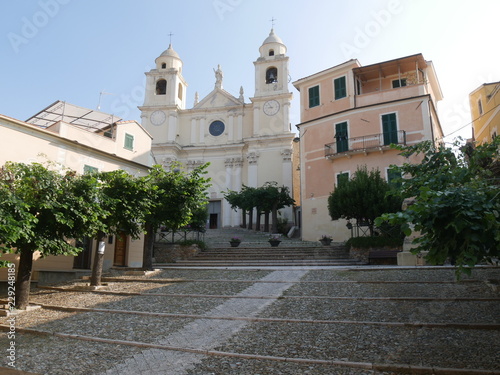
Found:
[293,54,443,242]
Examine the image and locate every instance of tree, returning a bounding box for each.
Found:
[223,182,294,233]
[0,162,105,309]
[90,169,153,286]
[328,166,402,236]
[376,138,500,274]
[142,164,210,270]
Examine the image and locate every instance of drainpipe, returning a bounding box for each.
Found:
[428,97,435,143]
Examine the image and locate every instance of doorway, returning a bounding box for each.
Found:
[208,200,221,229]
[73,237,92,269]
[113,231,127,266]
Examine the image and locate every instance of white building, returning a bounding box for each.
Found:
[139,29,295,229]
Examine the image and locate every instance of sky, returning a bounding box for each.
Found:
[1,0,498,143]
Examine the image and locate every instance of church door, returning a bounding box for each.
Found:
[114,232,127,266]
[208,201,222,229]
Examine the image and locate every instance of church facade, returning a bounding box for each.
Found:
[139,29,295,229]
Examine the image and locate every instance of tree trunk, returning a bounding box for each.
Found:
[90,231,106,286]
[247,208,253,230]
[255,208,261,231]
[142,222,155,271]
[271,204,279,233]
[264,212,270,232]
[241,209,247,228]
[15,249,34,310]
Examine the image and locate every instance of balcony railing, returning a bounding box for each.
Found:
[325,130,406,159]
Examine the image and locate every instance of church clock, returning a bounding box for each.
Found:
[150,110,166,126]
[263,100,280,116]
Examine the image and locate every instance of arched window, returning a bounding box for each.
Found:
[156,79,166,95]
[161,63,166,69]
[178,83,183,100]
[266,67,278,84]
[269,49,274,56]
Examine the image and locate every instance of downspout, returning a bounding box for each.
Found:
[428,97,435,143]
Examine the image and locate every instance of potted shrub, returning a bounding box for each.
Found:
[319,235,332,246]
[268,234,281,247]
[229,237,241,247]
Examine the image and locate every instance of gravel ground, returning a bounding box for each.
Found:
[1,266,499,375]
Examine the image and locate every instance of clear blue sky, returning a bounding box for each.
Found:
[1,0,498,142]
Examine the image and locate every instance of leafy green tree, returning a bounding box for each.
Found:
[142,164,210,270]
[90,170,153,286]
[224,182,294,233]
[328,166,402,236]
[0,162,105,309]
[376,138,500,274]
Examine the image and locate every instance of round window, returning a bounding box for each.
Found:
[209,120,225,136]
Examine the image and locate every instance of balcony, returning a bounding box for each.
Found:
[325,130,406,159]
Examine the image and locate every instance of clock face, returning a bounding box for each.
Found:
[209,120,225,136]
[150,110,166,126]
[263,100,280,116]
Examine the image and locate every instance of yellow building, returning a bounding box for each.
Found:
[470,82,499,144]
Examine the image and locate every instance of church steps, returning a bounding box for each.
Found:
[161,259,362,267]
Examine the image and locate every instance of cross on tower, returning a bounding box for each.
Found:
[168,32,174,45]
[270,17,276,28]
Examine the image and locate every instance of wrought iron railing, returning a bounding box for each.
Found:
[156,228,205,243]
[325,130,406,158]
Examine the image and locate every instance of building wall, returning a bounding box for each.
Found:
[294,54,443,242]
[470,82,500,144]
[0,114,151,281]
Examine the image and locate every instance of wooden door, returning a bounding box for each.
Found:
[113,232,127,266]
[73,237,92,269]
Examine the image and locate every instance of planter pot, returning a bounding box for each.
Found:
[229,241,240,247]
[320,239,332,246]
[269,240,281,247]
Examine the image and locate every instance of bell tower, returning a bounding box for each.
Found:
[254,29,290,98]
[140,43,187,143]
[251,29,293,135]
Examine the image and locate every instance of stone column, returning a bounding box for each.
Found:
[281,148,294,224]
[253,106,260,136]
[283,101,291,132]
[231,157,243,227]
[228,114,234,142]
[167,112,177,141]
[247,152,259,187]
[223,158,234,227]
[199,117,205,144]
[190,118,197,144]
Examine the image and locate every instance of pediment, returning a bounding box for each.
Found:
[194,88,242,109]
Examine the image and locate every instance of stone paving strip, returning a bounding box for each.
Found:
[1,267,499,374]
[100,269,309,374]
[27,302,500,331]
[2,324,498,375]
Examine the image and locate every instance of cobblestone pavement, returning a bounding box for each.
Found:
[0,231,499,374]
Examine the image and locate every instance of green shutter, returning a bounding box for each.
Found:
[334,76,346,99]
[335,122,349,153]
[124,133,134,150]
[382,113,398,145]
[308,86,320,108]
[336,172,349,186]
[83,165,98,174]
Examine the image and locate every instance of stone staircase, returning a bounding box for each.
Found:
[156,228,364,267]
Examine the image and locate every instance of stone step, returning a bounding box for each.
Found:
[199,249,348,255]
[161,259,363,267]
